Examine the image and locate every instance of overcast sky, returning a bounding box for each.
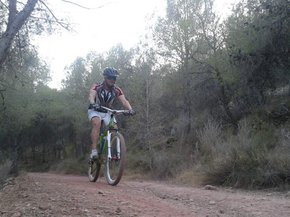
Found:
[34,0,239,89]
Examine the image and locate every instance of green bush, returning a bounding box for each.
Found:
[127,147,184,180]
[126,149,152,175]
[150,150,184,179]
[197,119,290,189]
[50,158,88,175]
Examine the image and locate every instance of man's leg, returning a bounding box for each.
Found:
[91,116,101,158]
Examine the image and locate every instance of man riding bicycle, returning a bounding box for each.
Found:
[88,67,135,160]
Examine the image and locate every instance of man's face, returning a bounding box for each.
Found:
[104,75,117,87]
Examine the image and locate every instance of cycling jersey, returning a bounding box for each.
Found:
[89,82,123,109]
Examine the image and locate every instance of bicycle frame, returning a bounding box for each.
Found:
[98,106,127,160]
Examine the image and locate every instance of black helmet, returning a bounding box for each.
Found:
[103,67,119,77]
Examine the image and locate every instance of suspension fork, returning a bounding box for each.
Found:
[107,131,112,160]
[107,131,121,159]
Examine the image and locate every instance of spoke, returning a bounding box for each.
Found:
[91,166,97,173]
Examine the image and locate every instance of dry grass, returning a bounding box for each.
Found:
[172,167,206,187]
[196,119,290,189]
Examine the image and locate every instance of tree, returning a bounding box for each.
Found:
[0,0,38,66]
[0,46,51,175]
[153,0,224,133]
[224,0,290,116]
[0,0,71,72]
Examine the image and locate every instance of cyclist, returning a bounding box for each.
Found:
[88,67,135,160]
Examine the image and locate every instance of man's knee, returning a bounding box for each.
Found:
[91,117,101,129]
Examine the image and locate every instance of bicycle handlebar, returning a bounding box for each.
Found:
[100,106,130,115]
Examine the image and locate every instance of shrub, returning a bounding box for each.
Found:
[50,158,87,175]
[150,150,184,179]
[197,119,290,189]
[196,120,222,161]
[126,149,152,173]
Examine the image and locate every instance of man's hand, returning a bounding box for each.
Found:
[90,103,100,111]
[128,109,136,116]
[124,109,135,116]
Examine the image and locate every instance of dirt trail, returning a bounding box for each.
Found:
[0,173,289,217]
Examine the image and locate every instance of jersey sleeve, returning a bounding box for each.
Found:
[115,86,124,97]
[90,83,101,91]
[90,84,97,91]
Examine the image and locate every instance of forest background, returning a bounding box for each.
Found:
[0,0,290,190]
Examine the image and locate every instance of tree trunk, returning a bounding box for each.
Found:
[215,68,238,131]
[183,47,192,134]
[0,0,38,67]
[42,143,46,163]
[9,137,19,177]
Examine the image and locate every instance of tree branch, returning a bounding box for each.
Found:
[0,0,9,9]
[39,0,70,30]
[61,0,110,10]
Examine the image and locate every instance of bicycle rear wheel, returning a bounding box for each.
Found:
[105,132,126,186]
[88,158,101,182]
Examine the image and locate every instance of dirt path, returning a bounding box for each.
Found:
[0,173,289,217]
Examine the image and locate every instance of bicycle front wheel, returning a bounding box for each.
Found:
[105,132,126,186]
[88,158,101,182]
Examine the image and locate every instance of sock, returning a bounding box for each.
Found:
[91,149,98,154]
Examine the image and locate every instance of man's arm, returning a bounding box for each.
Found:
[89,85,97,104]
[118,95,132,110]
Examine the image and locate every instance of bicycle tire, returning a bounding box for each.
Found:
[105,132,126,186]
[88,158,101,182]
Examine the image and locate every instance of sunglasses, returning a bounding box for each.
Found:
[106,76,117,81]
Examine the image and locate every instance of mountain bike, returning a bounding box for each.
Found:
[88,106,130,186]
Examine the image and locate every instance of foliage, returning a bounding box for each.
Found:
[197,119,290,188]
[224,0,290,115]
[50,158,88,175]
